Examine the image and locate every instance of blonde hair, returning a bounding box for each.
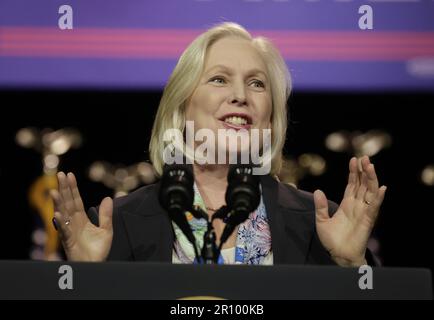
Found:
[149,22,291,177]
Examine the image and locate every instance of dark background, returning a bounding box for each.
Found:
[1,90,433,272]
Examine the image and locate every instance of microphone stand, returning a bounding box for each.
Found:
[169,207,202,263]
[190,205,231,264]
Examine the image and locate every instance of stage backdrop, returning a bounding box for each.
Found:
[1,0,434,91]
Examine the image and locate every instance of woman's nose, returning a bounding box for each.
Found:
[229,83,247,106]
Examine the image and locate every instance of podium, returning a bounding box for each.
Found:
[0,261,431,300]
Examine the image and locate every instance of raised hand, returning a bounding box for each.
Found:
[50,172,113,262]
[314,156,387,267]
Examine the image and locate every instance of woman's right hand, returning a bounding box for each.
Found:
[50,172,113,262]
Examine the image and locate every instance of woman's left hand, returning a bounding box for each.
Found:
[314,156,387,267]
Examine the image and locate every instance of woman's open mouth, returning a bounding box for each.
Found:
[219,113,252,131]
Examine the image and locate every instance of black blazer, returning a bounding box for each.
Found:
[87,175,353,265]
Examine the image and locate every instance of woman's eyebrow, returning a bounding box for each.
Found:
[246,69,268,80]
[205,65,268,79]
[205,64,233,75]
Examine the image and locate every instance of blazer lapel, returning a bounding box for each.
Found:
[260,175,315,265]
[120,181,174,262]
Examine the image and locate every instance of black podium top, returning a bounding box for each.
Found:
[0,261,431,300]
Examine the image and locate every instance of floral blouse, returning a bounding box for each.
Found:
[172,183,273,265]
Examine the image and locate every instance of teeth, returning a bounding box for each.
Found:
[224,116,247,126]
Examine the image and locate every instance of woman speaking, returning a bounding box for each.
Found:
[50,22,386,266]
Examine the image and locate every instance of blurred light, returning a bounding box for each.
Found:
[50,137,71,155]
[359,139,381,156]
[299,153,326,176]
[136,162,150,174]
[104,175,117,189]
[137,162,157,184]
[325,132,349,152]
[277,154,326,187]
[326,130,392,157]
[123,176,138,190]
[115,191,128,198]
[16,128,37,148]
[90,161,157,197]
[353,131,392,157]
[89,162,107,182]
[114,168,128,182]
[32,229,46,246]
[298,154,313,168]
[310,158,326,176]
[421,165,434,186]
[43,154,59,170]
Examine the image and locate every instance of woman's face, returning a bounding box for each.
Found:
[185,36,272,161]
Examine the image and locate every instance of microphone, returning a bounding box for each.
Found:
[219,165,261,249]
[158,164,200,260]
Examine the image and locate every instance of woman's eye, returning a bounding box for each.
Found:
[250,80,265,88]
[209,77,226,84]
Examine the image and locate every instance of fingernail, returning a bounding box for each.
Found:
[52,217,58,231]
